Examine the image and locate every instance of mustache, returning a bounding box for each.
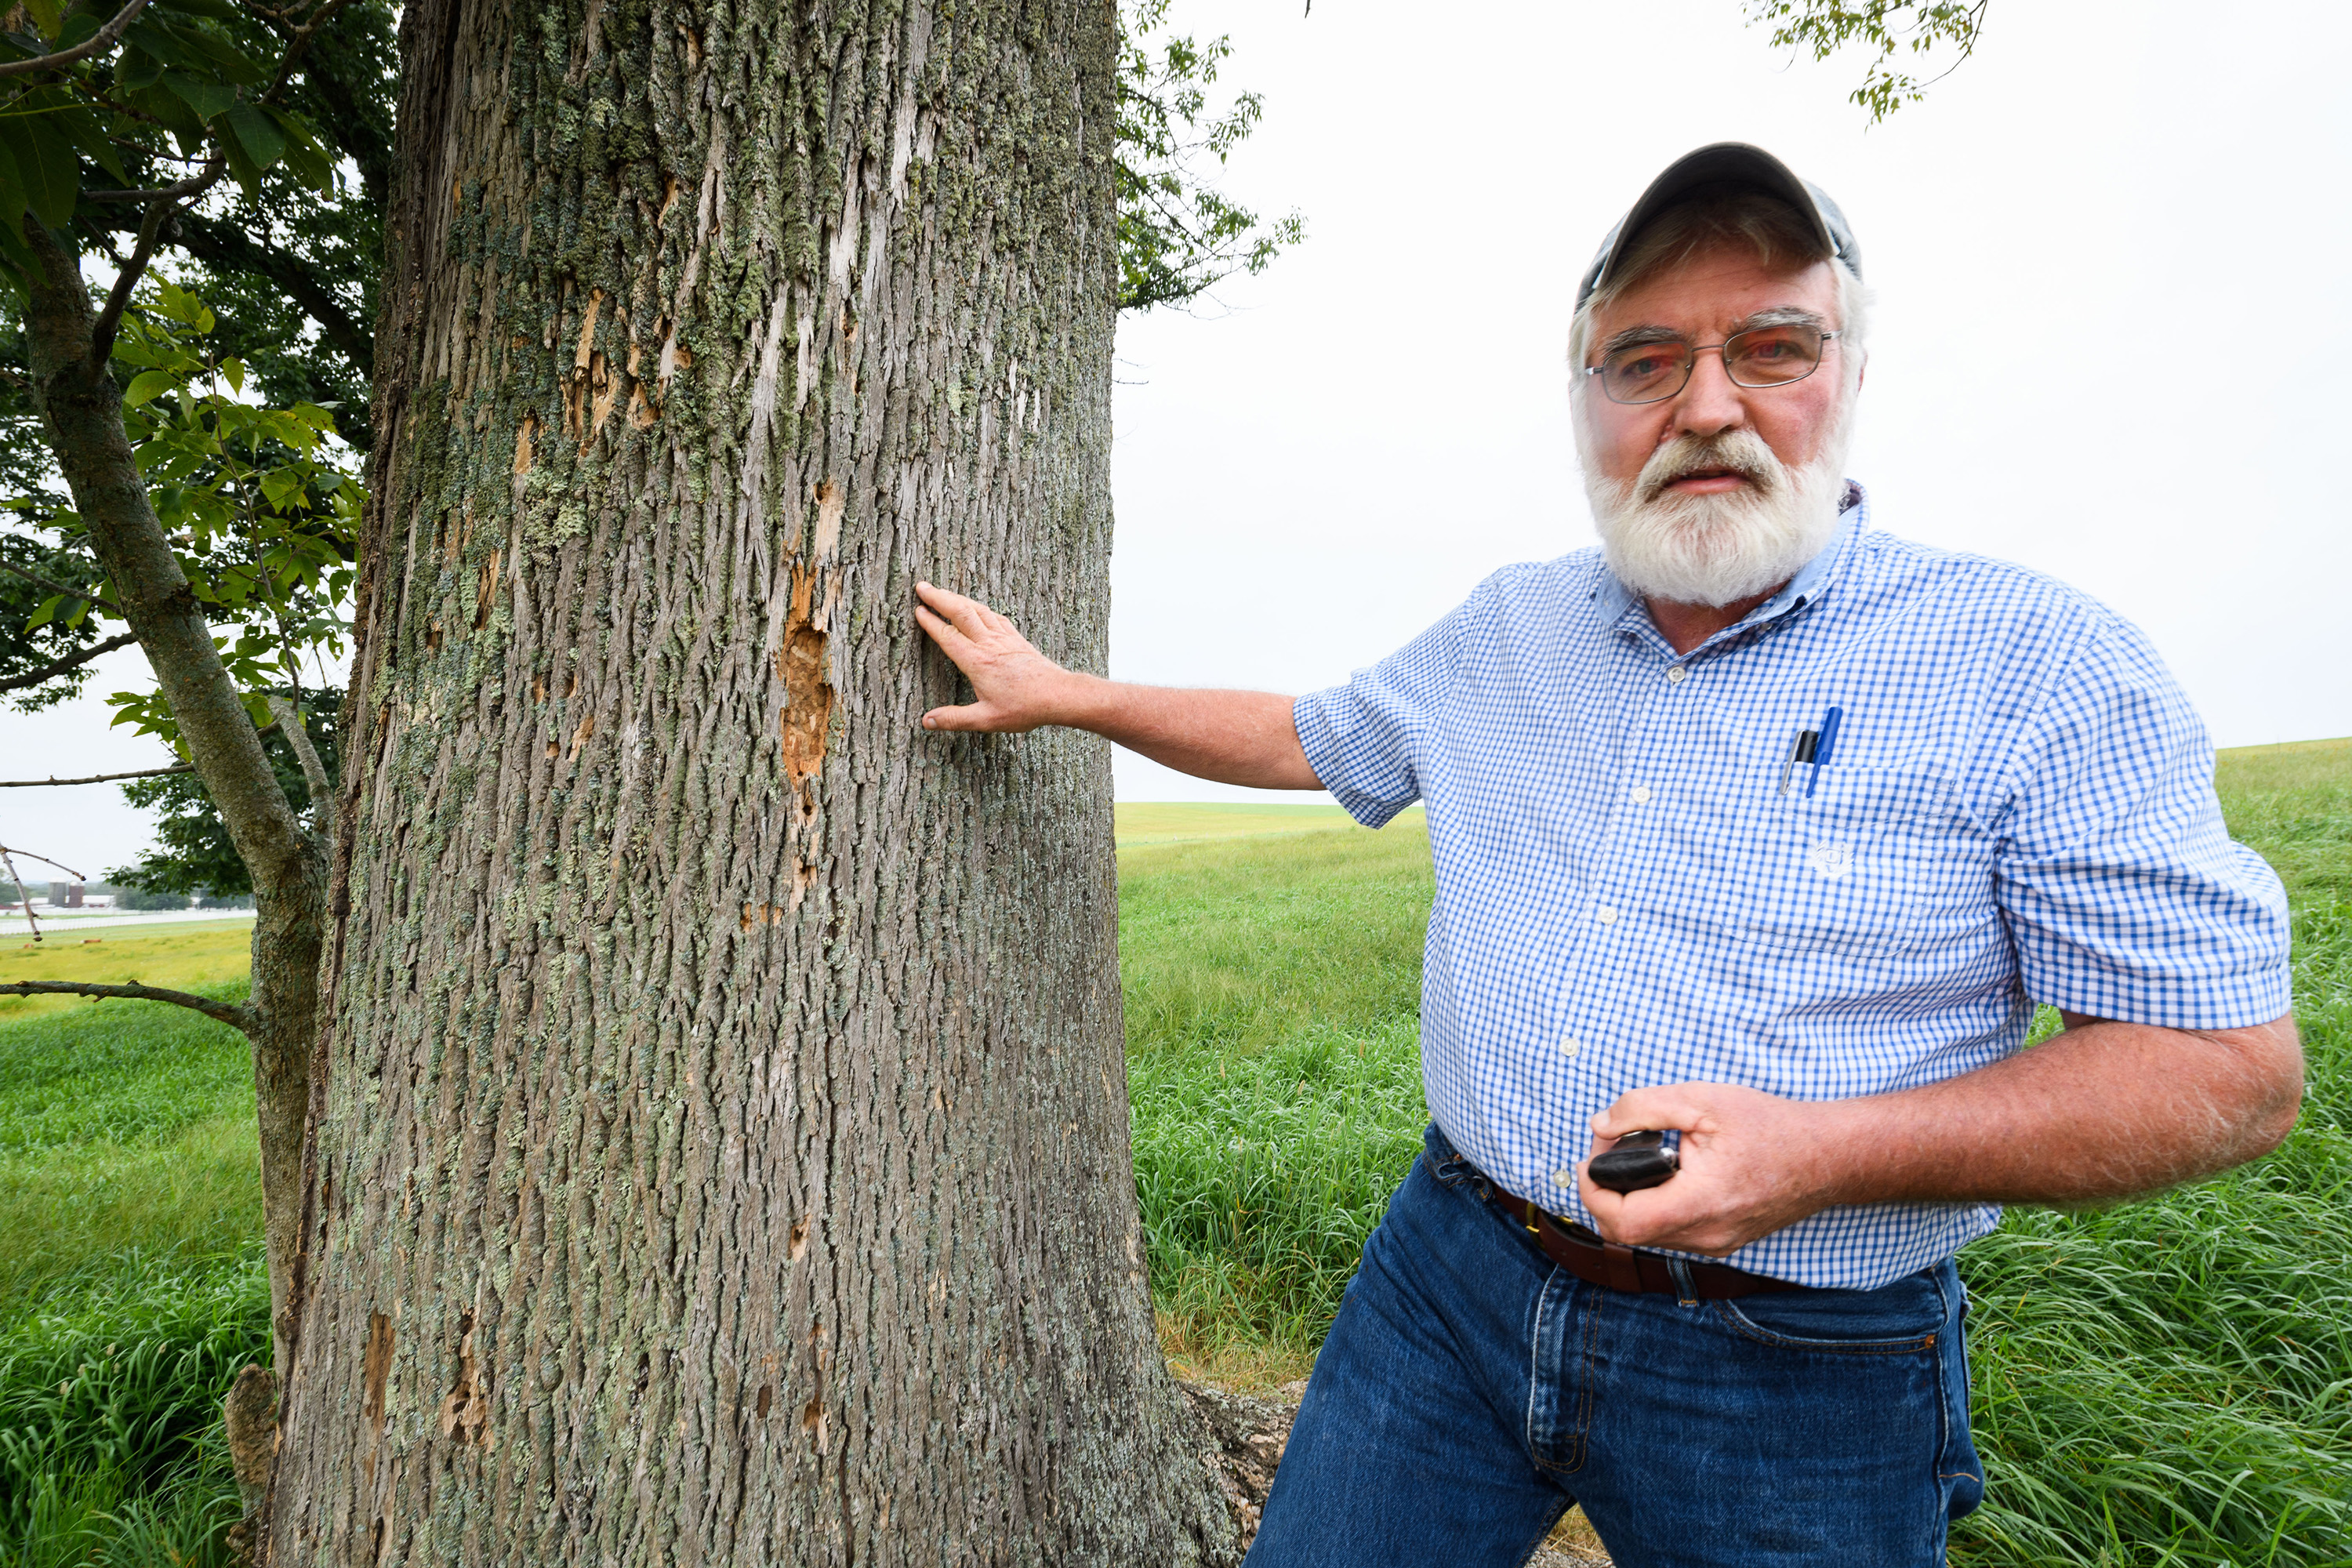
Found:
[1633,430,1787,506]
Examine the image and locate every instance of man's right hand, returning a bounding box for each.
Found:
[908,580,1324,790]
[914,581,1073,733]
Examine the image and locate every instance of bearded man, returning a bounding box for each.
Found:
[911,144,2300,1567]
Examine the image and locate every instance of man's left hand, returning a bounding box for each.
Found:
[1578,1083,1853,1258]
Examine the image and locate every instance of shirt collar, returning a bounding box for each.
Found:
[1592,479,1867,633]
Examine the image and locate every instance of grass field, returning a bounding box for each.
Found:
[4,743,2349,1564]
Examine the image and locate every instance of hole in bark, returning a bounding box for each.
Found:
[778,562,833,786]
[788,1218,808,1261]
[756,1385,772,1418]
[437,1310,485,1445]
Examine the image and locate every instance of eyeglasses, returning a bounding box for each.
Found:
[1583,324,1841,405]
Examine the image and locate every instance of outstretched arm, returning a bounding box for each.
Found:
[913,581,1322,789]
[1578,1011,2303,1258]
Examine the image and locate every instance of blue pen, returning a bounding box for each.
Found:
[1805,706,1843,797]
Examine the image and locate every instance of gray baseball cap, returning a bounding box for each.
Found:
[1575,143,1860,313]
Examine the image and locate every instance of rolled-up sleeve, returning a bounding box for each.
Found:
[1993,615,2291,1029]
[1291,587,1483,829]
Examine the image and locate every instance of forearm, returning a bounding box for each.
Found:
[1586,1011,2303,1257]
[1821,1014,2304,1207]
[1050,676,1319,789]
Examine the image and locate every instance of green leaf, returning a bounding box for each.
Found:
[164,70,238,123]
[269,107,333,194]
[21,0,62,40]
[124,368,178,406]
[125,14,201,69]
[51,7,99,49]
[154,281,214,331]
[118,44,164,89]
[17,118,80,228]
[143,13,263,82]
[0,139,27,245]
[223,102,286,171]
[54,101,128,183]
[220,357,244,394]
[26,594,62,631]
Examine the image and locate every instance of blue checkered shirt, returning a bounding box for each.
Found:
[1293,485,2292,1290]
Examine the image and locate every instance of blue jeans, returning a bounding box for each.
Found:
[1247,1127,1984,1567]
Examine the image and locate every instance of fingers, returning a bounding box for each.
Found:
[1591,1084,1721,1145]
[915,579,1000,643]
[913,601,978,665]
[921,701,993,733]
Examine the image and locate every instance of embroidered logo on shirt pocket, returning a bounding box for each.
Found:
[1733,767,1963,956]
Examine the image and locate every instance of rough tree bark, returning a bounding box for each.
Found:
[266,0,1236,1561]
[18,223,327,1378]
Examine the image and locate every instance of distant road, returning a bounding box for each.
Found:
[0,908,257,938]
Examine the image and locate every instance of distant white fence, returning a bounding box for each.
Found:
[0,908,257,939]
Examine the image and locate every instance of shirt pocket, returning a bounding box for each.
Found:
[1730,766,1971,957]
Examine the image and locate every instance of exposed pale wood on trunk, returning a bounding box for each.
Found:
[267,0,1236,1560]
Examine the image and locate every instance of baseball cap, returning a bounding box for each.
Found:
[1575,143,1860,313]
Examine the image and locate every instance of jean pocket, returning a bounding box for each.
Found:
[1711,1271,1947,1355]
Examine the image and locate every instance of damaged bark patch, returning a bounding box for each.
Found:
[777,561,832,786]
[363,1312,394,1423]
[439,1310,489,1446]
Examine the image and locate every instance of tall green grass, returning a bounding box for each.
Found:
[0,989,265,1565]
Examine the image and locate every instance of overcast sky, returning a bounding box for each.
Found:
[10,0,2348,875]
[1109,0,2352,801]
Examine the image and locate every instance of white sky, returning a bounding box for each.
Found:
[10,0,2348,873]
[1109,0,2352,801]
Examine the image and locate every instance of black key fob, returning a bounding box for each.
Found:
[1588,1130,1678,1193]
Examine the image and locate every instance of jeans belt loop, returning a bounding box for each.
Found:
[1665,1257,1699,1307]
[1600,1239,1644,1294]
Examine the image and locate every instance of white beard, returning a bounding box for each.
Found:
[1577,406,1855,609]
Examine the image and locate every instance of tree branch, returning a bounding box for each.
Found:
[0,844,87,877]
[258,0,359,107]
[266,695,335,837]
[0,761,193,786]
[0,0,154,79]
[0,979,252,1029]
[0,629,140,695]
[91,205,376,379]
[89,161,226,364]
[0,557,122,615]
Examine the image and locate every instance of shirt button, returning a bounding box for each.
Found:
[1629,785,1652,804]
[1665,665,1688,684]
[1552,1170,1576,1189]
[1595,905,1618,925]
[1561,1037,1581,1058]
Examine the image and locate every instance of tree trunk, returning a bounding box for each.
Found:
[20,222,326,1377]
[267,0,1235,1562]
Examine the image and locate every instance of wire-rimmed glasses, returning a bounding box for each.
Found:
[1584,324,1841,405]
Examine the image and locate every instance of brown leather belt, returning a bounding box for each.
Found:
[1482,1180,1806,1301]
